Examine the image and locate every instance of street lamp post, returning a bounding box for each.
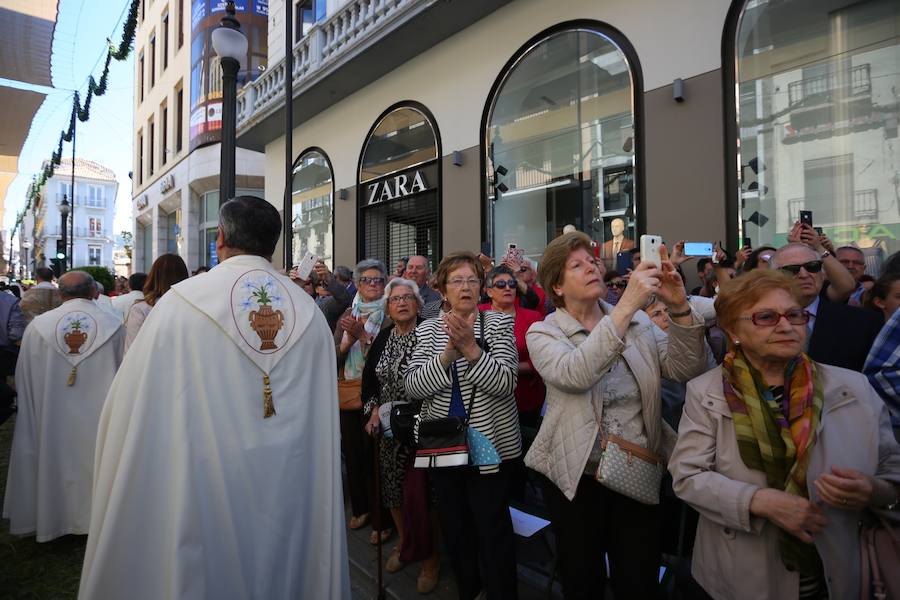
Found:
[212,1,247,206]
[22,240,32,280]
[60,195,70,274]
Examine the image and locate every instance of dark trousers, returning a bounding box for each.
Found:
[431,462,519,600]
[340,409,392,530]
[340,409,372,518]
[542,474,662,600]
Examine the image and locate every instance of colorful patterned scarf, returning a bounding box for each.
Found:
[342,293,386,380]
[722,349,823,574]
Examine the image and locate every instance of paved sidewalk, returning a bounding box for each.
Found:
[345,505,564,600]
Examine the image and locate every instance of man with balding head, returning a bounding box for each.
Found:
[404,254,441,305]
[19,266,61,323]
[3,270,124,542]
[772,243,882,371]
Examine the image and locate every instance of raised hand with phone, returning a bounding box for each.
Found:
[611,239,693,336]
[786,218,856,303]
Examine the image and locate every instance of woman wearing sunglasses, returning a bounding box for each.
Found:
[335,259,393,544]
[669,269,900,600]
[478,265,545,428]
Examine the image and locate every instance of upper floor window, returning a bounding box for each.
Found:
[484,25,640,268]
[731,0,900,273]
[295,0,326,42]
[87,186,105,208]
[150,33,157,87]
[162,10,170,70]
[139,50,145,102]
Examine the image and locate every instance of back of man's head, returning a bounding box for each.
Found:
[35,267,54,283]
[58,271,96,301]
[219,195,282,260]
[334,265,353,284]
[129,272,148,293]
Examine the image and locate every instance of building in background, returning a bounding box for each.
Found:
[131,0,268,273]
[234,0,900,280]
[20,158,118,275]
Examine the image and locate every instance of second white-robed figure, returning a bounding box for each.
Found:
[78,196,350,600]
[3,270,124,541]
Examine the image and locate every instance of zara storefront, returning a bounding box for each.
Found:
[239,0,900,277]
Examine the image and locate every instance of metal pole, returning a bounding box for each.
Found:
[9,232,14,277]
[61,196,69,275]
[220,57,239,205]
[71,120,76,270]
[283,0,293,270]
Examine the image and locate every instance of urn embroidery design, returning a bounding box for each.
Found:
[63,317,88,354]
[246,280,285,351]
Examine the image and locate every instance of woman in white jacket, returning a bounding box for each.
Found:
[525,232,708,600]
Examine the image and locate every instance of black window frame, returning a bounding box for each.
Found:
[479,20,647,255]
[356,100,442,269]
[288,146,336,269]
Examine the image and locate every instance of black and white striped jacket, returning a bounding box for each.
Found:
[404,311,522,474]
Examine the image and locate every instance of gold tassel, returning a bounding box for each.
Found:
[67,366,77,387]
[263,374,276,418]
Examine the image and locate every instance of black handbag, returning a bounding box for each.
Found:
[390,402,419,448]
[413,312,485,469]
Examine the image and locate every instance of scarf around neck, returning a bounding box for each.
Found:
[722,349,823,574]
[342,293,386,380]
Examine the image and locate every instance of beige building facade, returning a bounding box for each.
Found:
[236,0,900,276]
[131,0,267,272]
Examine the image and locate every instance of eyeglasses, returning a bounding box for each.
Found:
[738,309,810,327]
[387,293,417,304]
[779,261,823,275]
[447,277,481,288]
[610,281,627,289]
[518,267,528,273]
[359,276,386,285]
[489,279,516,289]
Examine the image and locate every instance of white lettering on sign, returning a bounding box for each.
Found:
[367,170,429,205]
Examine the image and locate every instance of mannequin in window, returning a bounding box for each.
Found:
[601,217,635,267]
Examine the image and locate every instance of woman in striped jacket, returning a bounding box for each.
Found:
[405,251,522,600]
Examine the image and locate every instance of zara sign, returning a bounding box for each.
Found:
[366,164,435,205]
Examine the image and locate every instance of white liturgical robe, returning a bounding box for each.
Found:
[3,298,124,541]
[78,254,350,600]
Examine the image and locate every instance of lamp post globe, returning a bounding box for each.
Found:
[59,195,70,273]
[212,0,247,207]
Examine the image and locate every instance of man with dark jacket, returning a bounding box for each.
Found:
[773,243,882,371]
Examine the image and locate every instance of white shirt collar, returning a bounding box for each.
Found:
[805,296,820,336]
[35,281,55,289]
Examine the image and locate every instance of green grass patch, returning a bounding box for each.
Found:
[0,418,86,600]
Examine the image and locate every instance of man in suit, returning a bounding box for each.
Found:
[600,217,635,269]
[773,243,882,371]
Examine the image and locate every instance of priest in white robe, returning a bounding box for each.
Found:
[3,270,124,541]
[79,196,350,600]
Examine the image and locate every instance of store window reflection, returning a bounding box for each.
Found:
[485,27,638,268]
[291,148,334,269]
[735,0,900,274]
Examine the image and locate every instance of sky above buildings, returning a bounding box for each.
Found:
[3,0,135,236]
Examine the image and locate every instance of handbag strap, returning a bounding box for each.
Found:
[449,311,485,425]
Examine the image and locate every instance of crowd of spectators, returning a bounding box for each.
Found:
[287,223,900,598]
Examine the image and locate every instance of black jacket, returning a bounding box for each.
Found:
[808,299,883,372]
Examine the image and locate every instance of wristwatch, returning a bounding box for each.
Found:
[820,250,831,259]
[667,306,693,318]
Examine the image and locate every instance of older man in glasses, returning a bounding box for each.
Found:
[772,242,882,371]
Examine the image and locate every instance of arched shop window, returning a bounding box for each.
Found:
[358,103,441,271]
[730,0,900,273]
[291,148,334,269]
[484,24,641,269]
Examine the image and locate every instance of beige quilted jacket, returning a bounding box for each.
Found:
[524,301,708,500]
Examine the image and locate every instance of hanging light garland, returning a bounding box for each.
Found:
[12,0,140,240]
